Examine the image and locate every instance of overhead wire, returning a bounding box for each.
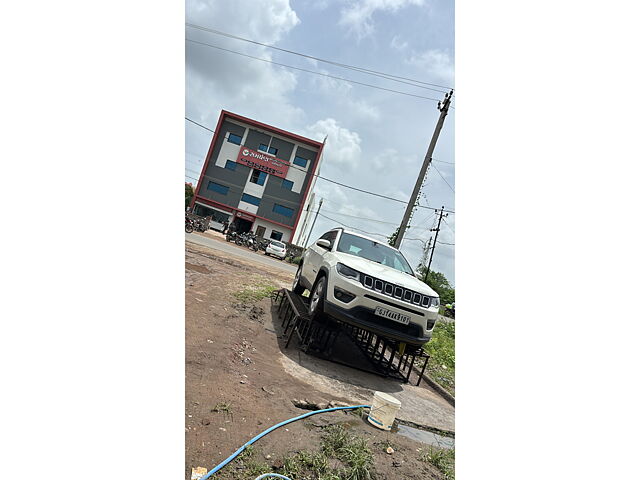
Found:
[185,116,455,214]
[185,23,454,92]
[430,162,455,193]
[186,38,444,103]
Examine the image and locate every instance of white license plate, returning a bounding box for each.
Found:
[374,306,410,325]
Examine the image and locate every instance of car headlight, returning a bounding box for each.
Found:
[336,263,360,281]
[430,297,440,308]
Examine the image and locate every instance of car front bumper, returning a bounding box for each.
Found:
[324,267,437,345]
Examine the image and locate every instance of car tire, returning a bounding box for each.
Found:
[308,274,328,323]
[292,264,306,295]
[185,224,193,233]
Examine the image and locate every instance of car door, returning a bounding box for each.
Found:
[302,230,337,286]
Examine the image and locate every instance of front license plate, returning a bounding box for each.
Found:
[374,306,410,325]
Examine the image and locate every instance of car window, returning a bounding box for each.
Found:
[336,232,414,274]
[271,241,285,248]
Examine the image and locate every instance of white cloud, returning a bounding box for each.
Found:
[390,35,408,51]
[339,0,425,38]
[186,0,304,130]
[304,118,362,169]
[406,48,454,84]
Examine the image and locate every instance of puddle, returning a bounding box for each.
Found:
[395,424,454,449]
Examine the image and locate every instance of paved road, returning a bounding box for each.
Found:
[185,232,297,274]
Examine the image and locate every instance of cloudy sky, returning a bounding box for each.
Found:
[185,0,455,283]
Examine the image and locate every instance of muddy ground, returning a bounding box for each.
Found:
[186,241,453,479]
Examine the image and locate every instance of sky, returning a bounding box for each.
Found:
[185,0,455,284]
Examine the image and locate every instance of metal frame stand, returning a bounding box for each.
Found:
[271,289,430,386]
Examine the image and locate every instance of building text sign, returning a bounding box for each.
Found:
[236,147,290,178]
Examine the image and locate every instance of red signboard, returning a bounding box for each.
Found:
[235,211,256,221]
[236,147,290,178]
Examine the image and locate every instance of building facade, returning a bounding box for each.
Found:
[190,110,324,244]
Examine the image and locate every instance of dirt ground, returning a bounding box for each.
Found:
[186,241,453,479]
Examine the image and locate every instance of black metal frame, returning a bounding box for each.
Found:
[271,288,430,386]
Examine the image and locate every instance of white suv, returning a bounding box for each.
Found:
[292,228,440,345]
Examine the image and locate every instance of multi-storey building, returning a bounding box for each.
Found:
[190,110,324,244]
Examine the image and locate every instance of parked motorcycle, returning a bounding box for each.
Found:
[185,217,194,233]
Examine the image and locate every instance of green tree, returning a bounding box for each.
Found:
[185,183,194,210]
[417,269,455,305]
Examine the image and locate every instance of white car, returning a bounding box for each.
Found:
[265,240,287,259]
[292,228,440,345]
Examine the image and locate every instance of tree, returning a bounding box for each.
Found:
[387,227,399,246]
[185,183,194,210]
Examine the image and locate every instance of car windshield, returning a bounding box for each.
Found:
[336,232,414,275]
[271,241,285,248]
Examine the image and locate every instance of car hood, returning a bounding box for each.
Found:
[333,252,438,297]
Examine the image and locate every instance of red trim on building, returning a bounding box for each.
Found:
[221,110,323,149]
[193,195,293,232]
[291,140,325,243]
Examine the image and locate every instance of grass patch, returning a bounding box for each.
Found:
[233,279,278,303]
[420,447,455,479]
[423,321,455,396]
[211,401,233,415]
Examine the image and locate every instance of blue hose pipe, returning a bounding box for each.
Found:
[200,405,370,480]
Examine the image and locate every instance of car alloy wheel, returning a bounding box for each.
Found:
[310,276,325,315]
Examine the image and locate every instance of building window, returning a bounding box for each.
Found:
[273,204,294,217]
[207,181,229,195]
[225,160,236,171]
[227,133,242,145]
[241,193,261,206]
[270,230,283,241]
[250,169,267,186]
[293,156,308,168]
[258,143,278,156]
[281,179,293,190]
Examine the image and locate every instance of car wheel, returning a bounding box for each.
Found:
[308,275,327,322]
[292,264,306,295]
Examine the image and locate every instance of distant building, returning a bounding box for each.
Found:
[190,110,324,244]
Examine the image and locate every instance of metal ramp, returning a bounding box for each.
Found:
[271,288,430,386]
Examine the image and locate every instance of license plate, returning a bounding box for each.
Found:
[374,306,410,325]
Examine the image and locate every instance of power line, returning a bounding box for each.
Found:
[442,217,455,234]
[431,162,455,193]
[316,212,390,239]
[322,209,399,226]
[185,23,454,92]
[186,38,443,103]
[432,158,454,165]
[185,116,455,214]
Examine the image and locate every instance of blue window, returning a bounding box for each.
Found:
[258,143,269,152]
[282,179,294,190]
[293,156,308,168]
[225,160,236,171]
[250,169,267,186]
[241,193,261,206]
[268,146,278,155]
[207,181,229,195]
[227,133,242,145]
[273,204,294,218]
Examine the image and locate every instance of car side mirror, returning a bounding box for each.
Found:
[316,239,331,249]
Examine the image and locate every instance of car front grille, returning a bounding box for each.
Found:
[360,274,431,308]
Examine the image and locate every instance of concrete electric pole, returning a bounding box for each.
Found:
[303,198,323,248]
[393,90,453,248]
[425,206,447,279]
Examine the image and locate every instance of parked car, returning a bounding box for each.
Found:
[265,240,287,259]
[292,228,440,345]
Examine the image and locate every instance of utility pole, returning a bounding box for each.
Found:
[303,198,323,248]
[394,90,453,248]
[425,206,447,279]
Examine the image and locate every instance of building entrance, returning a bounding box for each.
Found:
[234,217,253,233]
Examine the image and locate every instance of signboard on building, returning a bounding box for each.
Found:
[236,147,290,178]
[235,211,256,221]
